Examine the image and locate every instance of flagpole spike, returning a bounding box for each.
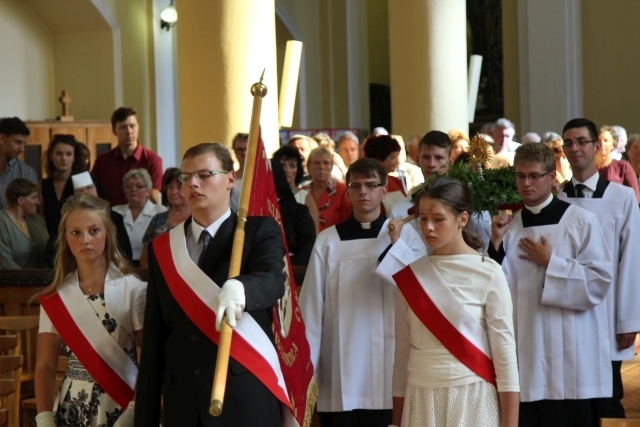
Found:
[251,71,268,97]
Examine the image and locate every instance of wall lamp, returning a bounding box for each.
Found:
[160,0,178,31]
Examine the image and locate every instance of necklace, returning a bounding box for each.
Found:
[79,281,102,294]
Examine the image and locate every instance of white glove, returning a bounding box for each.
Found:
[213,279,245,331]
[35,411,56,427]
[114,401,135,427]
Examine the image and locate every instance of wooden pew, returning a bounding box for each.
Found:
[0,266,309,426]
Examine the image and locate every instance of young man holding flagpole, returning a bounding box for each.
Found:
[135,142,288,426]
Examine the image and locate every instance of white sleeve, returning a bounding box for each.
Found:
[375,225,427,284]
[389,199,412,220]
[615,191,640,334]
[128,276,147,332]
[485,268,519,393]
[299,234,328,372]
[392,292,411,397]
[541,212,613,311]
[38,305,58,335]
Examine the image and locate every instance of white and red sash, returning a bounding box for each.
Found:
[393,257,496,386]
[153,226,298,426]
[39,281,137,408]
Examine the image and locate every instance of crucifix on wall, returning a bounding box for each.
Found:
[58,90,74,122]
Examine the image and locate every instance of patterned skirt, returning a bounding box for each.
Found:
[401,380,500,427]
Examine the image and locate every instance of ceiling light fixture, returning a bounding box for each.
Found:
[160,0,178,31]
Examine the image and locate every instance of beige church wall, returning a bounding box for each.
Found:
[0,0,159,151]
[582,0,640,131]
[101,0,157,150]
[0,0,55,120]
[53,31,115,121]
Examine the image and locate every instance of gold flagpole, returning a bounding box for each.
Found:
[210,72,267,416]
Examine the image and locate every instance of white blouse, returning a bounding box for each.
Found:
[393,254,519,395]
[113,200,167,260]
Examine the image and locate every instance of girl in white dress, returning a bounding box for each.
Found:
[34,193,146,427]
[391,176,519,427]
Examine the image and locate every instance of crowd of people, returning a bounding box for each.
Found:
[0,109,638,427]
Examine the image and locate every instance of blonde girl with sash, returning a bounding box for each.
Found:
[390,176,519,427]
[34,193,146,427]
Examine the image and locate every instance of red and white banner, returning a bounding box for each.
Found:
[39,286,137,408]
[247,129,315,426]
[393,257,496,386]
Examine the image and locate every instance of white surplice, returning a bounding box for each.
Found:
[500,204,613,402]
[559,179,640,360]
[300,219,426,412]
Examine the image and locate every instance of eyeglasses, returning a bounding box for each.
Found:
[562,138,595,148]
[124,184,147,190]
[515,171,553,182]
[179,170,229,183]
[347,182,383,191]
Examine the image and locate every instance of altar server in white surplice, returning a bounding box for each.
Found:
[559,118,640,419]
[488,143,614,427]
[300,158,426,427]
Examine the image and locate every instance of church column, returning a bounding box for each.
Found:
[388,0,468,136]
[177,0,279,155]
[517,0,582,134]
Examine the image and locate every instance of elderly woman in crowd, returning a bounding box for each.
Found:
[364,134,407,215]
[0,179,49,268]
[297,147,351,233]
[138,168,191,268]
[112,168,167,265]
[313,132,348,181]
[597,125,640,202]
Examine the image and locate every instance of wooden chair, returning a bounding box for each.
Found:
[0,337,18,354]
[601,418,640,427]
[0,317,39,391]
[0,335,23,427]
[20,356,67,427]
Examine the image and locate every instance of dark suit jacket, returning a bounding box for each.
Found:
[135,214,285,427]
